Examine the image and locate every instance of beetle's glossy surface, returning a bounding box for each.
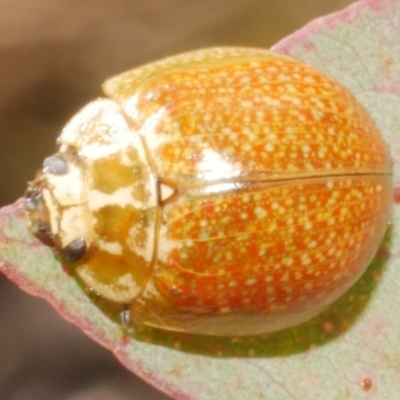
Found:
[25,47,392,336]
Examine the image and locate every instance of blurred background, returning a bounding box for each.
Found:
[0,1,355,399]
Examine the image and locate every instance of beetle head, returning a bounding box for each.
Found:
[25,145,88,264]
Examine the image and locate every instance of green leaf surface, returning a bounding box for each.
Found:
[1,0,400,398]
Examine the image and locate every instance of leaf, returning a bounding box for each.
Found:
[1,0,400,398]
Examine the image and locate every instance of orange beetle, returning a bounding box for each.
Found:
[25,47,392,336]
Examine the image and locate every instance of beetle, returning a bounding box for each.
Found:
[25,47,392,336]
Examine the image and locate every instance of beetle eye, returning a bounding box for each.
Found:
[59,238,87,264]
[43,155,69,175]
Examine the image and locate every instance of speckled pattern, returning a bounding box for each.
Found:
[105,47,390,181]
[26,48,392,336]
[104,48,392,335]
